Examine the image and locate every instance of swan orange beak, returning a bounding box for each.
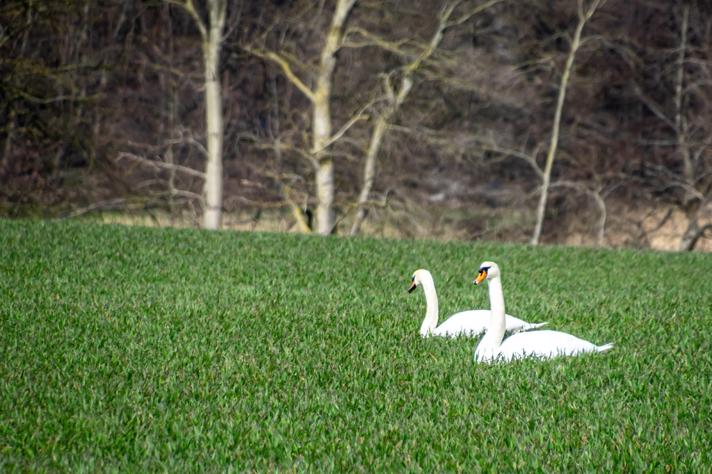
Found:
[408,281,417,293]
[474,269,487,285]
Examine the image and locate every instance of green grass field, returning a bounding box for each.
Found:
[1,220,711,471]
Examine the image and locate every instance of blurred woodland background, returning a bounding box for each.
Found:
[1,0,711,250]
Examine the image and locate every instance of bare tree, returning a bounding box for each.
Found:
[347,0,505,235]
[246,0,358,235]
[4,0,710,250]
[633,2,712,250]
[1,0,33,172]
[169,0,227,230]
[672,4,712,250]
[530,0,605,245]
[0,0,109,207]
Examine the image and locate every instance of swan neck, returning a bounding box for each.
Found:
[485,276,506,343]
[419,277,439,336]
[488,277,505,321]
[475,275,508,362]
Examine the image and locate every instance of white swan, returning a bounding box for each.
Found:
[473,261,614,363]
[408,269,547,338]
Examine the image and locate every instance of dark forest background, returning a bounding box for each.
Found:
[1,0,711,250]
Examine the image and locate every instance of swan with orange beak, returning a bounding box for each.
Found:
[473,261,613,362]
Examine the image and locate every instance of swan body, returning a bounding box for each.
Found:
[409,269,548,338]
[473,261,613,363]
[476,329,615,363]
[430,309,545,337]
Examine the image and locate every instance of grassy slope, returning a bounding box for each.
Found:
[0,220,710,471]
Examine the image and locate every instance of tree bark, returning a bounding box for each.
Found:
[673,3,701,251]
[201,0,226,230]
[680,220,711,251]
[312,0,357,235]
[530,0,603,245]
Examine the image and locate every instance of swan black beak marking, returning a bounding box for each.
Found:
[474,269,487,285]
[408,282,417,293]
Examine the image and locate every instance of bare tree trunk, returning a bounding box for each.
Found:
[680,220,711,251]
[673,4,700,251]
[530,0,603,245]
[201,0,226,230]
[172,0,227,229]
[592,190,607,246]
[2,0,33,172]
[312,89,334,234]
[351,115,388,235]
[312,0,357,235]
[163,3,179,221]
[348,74,414,236]
[2,108,17,172]
[674,4,692,189]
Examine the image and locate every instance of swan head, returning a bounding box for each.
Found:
[408,269,433,293]
[474,261,500,285]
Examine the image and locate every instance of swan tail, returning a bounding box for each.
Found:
[596,342,614,352]
[516,322,548,332]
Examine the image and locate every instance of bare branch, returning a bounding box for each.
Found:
[281,183,313,233]
[167,188,204,202]
[117,152,206,179]
[65,192,202,219]
[342,27,412,57]
[317,98,383,153]
[478,141,544,179]
[66,198,130,218]
[243,46,316,102]
[580,0,606,22]
[167,0,207,40]
[549,179,608,246]
[16,91,94,104]
[445,0,507,30]
[239,133,317,168]
[164,132,209,159]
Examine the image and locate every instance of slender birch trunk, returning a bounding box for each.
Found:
[170,0,227,229]
[530,0,603,245]
[312,0,357,235]
[312,89,334,234]
[201,0,226,230]
[349,75,413,236]
[350,115,388,235]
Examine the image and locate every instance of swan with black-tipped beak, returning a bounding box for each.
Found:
[473,261,614,363]
[408,269,547,338]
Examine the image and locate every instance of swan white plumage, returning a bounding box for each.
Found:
[473,261,613,363]
[408,269,547,338]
